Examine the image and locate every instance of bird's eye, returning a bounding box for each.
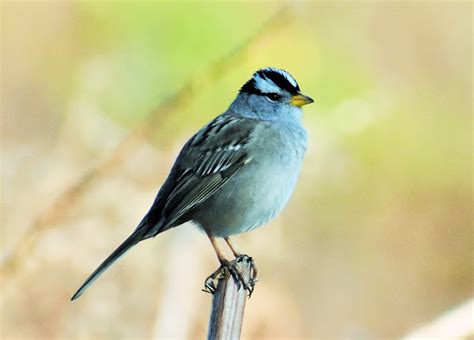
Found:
[265,93,281,102]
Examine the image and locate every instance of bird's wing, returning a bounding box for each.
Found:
[158,114,257,229]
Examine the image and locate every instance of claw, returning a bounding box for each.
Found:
[203,254,258,297]
[202,264,229,294]
[235,255,258,297]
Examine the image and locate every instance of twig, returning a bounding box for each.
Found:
[1,5,293,275]
[207,259,254,340]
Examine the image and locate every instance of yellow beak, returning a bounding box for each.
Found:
[290,93,314,107]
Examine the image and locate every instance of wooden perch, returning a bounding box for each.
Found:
[207,257,255,340]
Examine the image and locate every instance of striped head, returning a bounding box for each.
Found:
[239,67,313,108]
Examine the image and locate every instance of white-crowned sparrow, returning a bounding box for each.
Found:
[71,67,313,300]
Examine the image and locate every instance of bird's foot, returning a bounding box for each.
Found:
[203,262,228,294]
[202,255,258,297]
[236,254,258,297]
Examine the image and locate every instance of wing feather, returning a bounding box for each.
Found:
[159,115,256,229]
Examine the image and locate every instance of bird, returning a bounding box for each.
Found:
[71,67,314,300]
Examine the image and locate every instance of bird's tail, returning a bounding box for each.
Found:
[70,227,146,301]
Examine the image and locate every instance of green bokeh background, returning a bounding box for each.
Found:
[2,1,472,338]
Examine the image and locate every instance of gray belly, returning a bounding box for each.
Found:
[191,134,306,237]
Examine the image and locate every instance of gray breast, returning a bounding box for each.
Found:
[191,121,307,237]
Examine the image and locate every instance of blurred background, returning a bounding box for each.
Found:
[1,1,472,339]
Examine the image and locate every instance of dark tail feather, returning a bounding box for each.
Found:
[71,228,146,301]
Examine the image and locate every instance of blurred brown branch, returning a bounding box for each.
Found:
[0,6,293,276]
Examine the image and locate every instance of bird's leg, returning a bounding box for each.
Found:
[203,231,231,294]
[207,231,228,263]
[224,237,241,257]
[203,232,253,295]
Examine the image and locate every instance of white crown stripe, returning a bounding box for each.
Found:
[253,74,282,94]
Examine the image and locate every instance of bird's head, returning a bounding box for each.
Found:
[232,67,314,121]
